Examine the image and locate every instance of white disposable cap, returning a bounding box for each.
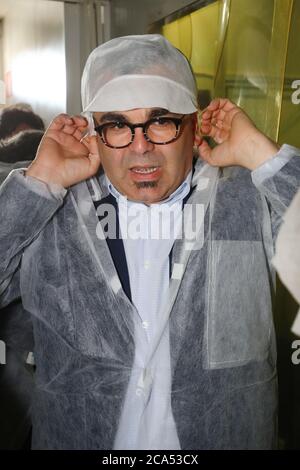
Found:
[81,34,198,116]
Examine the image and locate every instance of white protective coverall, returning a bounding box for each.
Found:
[0,144,300,448]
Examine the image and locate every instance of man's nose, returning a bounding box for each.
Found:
[130,127,154,153]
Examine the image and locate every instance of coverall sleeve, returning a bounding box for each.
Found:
[0,169,67,308]
[251,144,300,242]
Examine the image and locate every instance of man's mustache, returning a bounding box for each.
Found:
[125,153,163,168]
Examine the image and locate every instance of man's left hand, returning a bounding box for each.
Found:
[196,98,280,170]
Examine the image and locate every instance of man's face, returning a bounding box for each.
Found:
[93,108,196,204]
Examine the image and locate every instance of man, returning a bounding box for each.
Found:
[0,34,300,450]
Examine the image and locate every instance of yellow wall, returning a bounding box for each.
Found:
[162,0,300,147]
[278,0,300,146]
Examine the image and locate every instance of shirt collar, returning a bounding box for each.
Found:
[104,169,192,207]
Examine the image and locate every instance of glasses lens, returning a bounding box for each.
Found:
[146,118,178,144]
[103,122,132,148]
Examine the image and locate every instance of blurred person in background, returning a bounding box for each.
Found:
[0,104,44,141]
[0,104,45,449]
[0,104,45,168]
[0,129,44,165]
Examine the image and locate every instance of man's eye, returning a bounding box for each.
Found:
[153,118,170,126]
[107,121,126,130]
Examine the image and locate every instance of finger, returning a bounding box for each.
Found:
[215,109,226,121]
[212,119,231,132]
[202,98,223,114]
[213,127,228,144]
[202,98,237,117]
[202,98,220,111]
[80,134,101,161]
[62,121,89,136]
[59,115,88,136]
[72,129,84,141]
[219,98,238,112]
[200,121,218,139]
[60,124,79,135]
[223,107,244,126]
[201,109,214,120]
[80,132,91,146]
[201,110,236,136]
[211,98,237,112]
[198,140,222,167]
[202,109,226,125]
[205,121,229,143]
[46,131,89,156]
[70,115,88,128]
[197,139,213,162]
[48,114,74,131]
[201,110,221,125]
[88,150,101,166]
[87,150,101,175]
[200,124,213,137]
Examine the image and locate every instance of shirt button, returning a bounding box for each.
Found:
[144,260,150,270]
[142,321,149,329]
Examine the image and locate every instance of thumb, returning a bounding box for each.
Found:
[87,151,101,175]
[85,135,102,175]
[82,134,100,157]
[198,139,212,162]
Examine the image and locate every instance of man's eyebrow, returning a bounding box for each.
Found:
[98,108,170,124]
[148,108,169,118]
[99,113,126,123]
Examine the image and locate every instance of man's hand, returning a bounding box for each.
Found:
[26,114,101,188]
[196,98,280,170]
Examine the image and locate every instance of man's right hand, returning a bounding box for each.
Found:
[26,114,101,188]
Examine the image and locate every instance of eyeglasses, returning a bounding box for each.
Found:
[94,115,186,149]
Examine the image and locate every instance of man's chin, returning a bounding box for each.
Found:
[126,184,168,204]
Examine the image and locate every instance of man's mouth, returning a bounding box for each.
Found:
[129,165,162,183]
[130,166,159,174]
